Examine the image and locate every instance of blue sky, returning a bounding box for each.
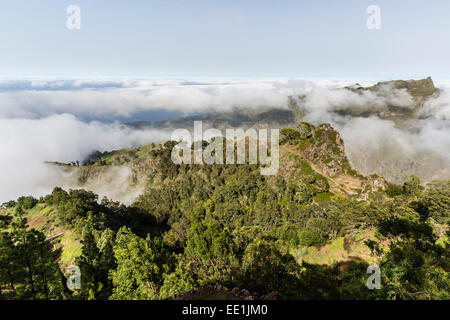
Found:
[1,0,450,79]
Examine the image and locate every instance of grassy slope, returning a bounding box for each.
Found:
[1,204,82,267]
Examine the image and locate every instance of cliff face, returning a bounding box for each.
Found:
[301,123,348,178]
[282,122,352,178]
[280,122,388,200]
[285,78,448,184]
[341,77,439,120]
[364,77,439,103]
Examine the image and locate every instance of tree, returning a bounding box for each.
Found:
[159,260,197,299]
[0,232,19,297]
[110,227,174,300]
[17,196,38,210]
[369,215,450,300]
[240,240,302,298]
[75,216,117,300]
[2,208,66,299]
[402,175,424,196]
[183,221,239,285]
[75,218,101,299]
[280,128,302,144]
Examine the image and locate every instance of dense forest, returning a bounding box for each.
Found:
[1,121,449,300]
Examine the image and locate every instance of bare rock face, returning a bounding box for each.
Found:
[366,174,388,191]
[356,174,389,200]
[302,123,349,177]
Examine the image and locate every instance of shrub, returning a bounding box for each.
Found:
[386,183,404,197]
[280,128,301,144]
[16,196,38,209]
[1,200,16,209]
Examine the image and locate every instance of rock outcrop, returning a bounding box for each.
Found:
[301,123,349,178]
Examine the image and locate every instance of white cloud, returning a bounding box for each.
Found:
[422,86,450,120]
[0,114,169,202]
[0,78,449,202]
[0,79,301,119]
[0,78,379,119]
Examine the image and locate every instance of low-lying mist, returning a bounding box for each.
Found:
[294,80,450,183]
[0,114,169,203]
[0,78,449,204]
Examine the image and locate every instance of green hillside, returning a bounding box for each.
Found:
[1,121,449,300]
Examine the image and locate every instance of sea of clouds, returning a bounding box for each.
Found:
[0,78,449,203]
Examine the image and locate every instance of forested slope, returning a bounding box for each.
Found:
[1,121,448,300]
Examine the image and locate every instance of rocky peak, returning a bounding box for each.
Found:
[364,77,439,105]
[301,123,349,177]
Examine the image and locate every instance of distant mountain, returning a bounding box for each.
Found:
[347,77,439,100]
[287,77,440,124]
[125,77,440,131]
[120,78,448,184]
[125,107,295,131]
